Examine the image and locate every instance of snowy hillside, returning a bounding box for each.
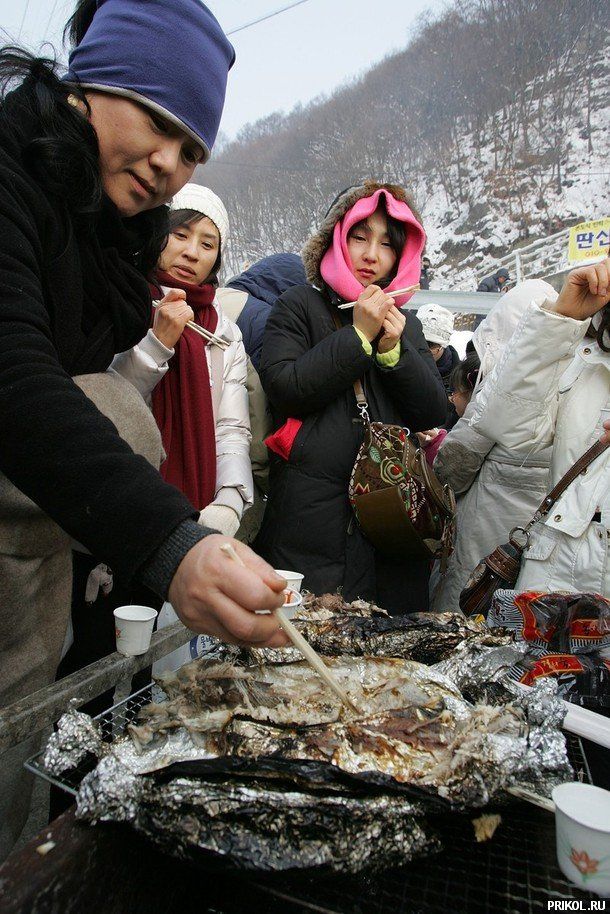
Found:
[424,44,610,291]
[203,7,609,286]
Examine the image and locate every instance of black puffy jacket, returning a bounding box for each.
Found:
[0,84,196,583]
[256,284,448,614]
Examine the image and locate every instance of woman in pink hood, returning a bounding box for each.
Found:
[256,182,447,614]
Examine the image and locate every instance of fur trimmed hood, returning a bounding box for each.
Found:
[301,181,424,289]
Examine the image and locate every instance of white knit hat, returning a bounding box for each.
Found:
[416,303,454,347]
[170,183,229,245]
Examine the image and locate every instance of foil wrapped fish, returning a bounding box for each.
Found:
[77,753,440,873]
[242,595,513,666]
[42,603,573,874]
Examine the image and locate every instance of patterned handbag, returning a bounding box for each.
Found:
[348,378,455,568]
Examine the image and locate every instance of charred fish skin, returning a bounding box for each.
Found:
[247,598,513,667]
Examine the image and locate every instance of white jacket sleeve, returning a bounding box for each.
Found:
[110,329,173,401]
[213,332,254,517]
[470,300,589,453]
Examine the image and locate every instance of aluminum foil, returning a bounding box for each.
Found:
[433,638,530,691]
[77,753,439,873]
[43,704,103,775]
[45,643,573,873]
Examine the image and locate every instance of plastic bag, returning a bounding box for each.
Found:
[152,601,217,676]
[487,590,610,707]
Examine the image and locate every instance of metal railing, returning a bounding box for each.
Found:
[476,227,571,284]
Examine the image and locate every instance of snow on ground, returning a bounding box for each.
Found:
[421,43,610,291]
[450,331,473,359]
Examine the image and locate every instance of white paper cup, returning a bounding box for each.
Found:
[114,605,158,656]
[281,588,303,620]
[255,588,303,619]
[552,782,610,896]
[275,569,305,593]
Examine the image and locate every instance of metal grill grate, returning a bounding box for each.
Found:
[25,682,166,795]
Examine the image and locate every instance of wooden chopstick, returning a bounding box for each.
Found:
[219,543,361,715]
[185,320,228,349]
[337,283,420,310]
[507,785,555,813]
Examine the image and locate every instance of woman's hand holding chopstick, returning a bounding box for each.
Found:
[152,289,194,349]
[168,535,290,648]
[152,289,228,349]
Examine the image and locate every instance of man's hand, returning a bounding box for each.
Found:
[167,535,289,648]
[152,288,195,349]
[602,420,610,447]
[353,285,395,342]
[549,257,609,322]
[377,305,406,354]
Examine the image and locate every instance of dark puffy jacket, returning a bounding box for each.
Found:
[256,284,448,614]
[0,84,195,583]
[436,344,461,393]
[477,268,510,293]
[227,254,306,371]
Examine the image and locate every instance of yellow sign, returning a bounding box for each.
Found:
[568,218,610,265]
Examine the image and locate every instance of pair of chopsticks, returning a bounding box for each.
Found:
[152,299,228,349]
[219,543,361,715]
[337,283,420,310]
[185,321,228,350]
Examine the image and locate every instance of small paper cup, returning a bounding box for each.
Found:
[275,569,305,593]
[552,782,610,897]
[281,588,303,620]
[114,605,158,657]
[255,588,303,619]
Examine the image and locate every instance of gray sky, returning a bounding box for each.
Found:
[1,0,442,139]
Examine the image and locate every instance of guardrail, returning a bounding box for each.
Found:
[0,621,192,753]
[476,227,571,284]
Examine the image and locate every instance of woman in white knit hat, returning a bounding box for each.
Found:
[56,185,253,742]
[113,183,253,537]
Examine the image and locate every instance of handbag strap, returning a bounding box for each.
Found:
[515,439,609,542]
[328,306,371,421]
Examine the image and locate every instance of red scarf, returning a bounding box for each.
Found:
[151,270,219,510]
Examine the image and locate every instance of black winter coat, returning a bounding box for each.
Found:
[0,86,196,583]
[256,285,448,614]
[477,269,510,293]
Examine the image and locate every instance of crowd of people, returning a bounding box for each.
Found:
[0,0,608,863]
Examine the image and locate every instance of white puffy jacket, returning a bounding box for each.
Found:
[432,399,550,611]
[470,291,610,596]
[111,298,254,521]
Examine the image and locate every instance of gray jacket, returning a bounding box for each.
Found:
[431,398,551,612]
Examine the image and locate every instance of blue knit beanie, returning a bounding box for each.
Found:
[65,0,235,162]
